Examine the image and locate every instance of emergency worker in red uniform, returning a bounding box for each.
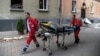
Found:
[70,15,82,43]
[21,12,40,53]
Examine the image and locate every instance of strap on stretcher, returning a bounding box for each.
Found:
[40,22,74,34]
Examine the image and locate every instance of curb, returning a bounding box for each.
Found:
[0,35,26,42]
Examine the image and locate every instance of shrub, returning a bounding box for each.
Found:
[16,18,25,34]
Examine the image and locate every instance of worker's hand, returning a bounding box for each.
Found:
[24,29,28,33]
[73,25,76,29]
[24,29,26,33]
[34,25,39,31]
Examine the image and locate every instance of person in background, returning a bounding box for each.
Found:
[21,12,40,53]
[70,15,82,43]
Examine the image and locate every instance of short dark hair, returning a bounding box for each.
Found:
[73,15,76,17]
[25,12,30,15]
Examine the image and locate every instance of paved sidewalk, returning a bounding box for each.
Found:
[0,31,27,42]
[0,31,20,39]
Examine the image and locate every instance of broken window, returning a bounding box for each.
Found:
[72,0,76,12]
[39,0,48,11]
[11,0,23,9]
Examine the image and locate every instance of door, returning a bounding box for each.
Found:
[81,8,86,19]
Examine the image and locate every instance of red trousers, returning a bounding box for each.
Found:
[26,32,37,45]
[74,29,80,38]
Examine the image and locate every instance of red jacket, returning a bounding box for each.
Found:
[27,17,39,33]
[70,18,82,27]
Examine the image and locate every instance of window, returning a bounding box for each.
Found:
[90,2,94,14]
[72,0,76,12]
[39,0,48,11]
[11,0,23,9]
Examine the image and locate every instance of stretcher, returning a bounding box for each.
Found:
[37,22,74,56]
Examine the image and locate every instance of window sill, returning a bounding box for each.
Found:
[10,9,24,12]
[72,11,77,13]
[90,12,94,14]
[38,9,49,12]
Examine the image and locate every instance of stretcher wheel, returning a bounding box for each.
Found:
[56,41,60,47]
[48,52,53,56]
[57,43,60,47]
[56,41,58,44]
[62,43,64,47]
[43,48,46,51]
[68,33,71,35]
[62,44,67,50]
[63,46,67,50]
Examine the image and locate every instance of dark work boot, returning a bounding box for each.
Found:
[75,37,80,44]
[36,43,40,47]
[35,42,40,48]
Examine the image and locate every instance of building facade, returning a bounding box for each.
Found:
[62,0,100,19]
[0,0,60,31]
[0,0,100,31]
[0,0,60,19]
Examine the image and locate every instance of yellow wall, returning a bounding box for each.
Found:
[62,0,100,19]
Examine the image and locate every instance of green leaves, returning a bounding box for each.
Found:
[16,18,25,33]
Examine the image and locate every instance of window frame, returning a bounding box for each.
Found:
[90,2,94,14]
[10,0,24,12]
[38,0,48,11]
[72,0,77,13]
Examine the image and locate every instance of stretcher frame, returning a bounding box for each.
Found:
[37,22,74,56]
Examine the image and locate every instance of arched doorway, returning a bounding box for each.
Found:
[81,2,86,19]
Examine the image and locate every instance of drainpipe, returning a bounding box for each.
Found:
[59,0,62,25]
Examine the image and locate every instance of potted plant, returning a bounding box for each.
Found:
[16,18,25,35]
